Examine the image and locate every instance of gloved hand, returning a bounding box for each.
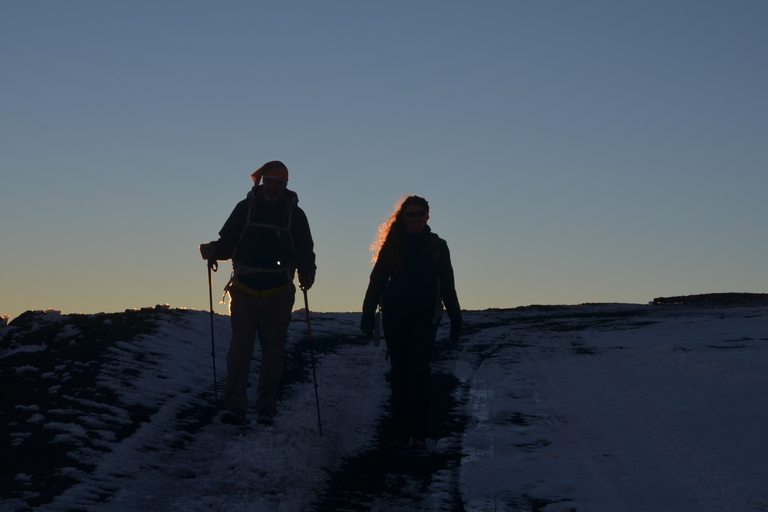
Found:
[199,242,216,260]
[360,313,375,338]
[299,273,314,291]
[449,322,462,344]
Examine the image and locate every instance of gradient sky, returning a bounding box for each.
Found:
[2,1,767,321]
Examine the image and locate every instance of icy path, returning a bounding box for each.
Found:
[28,310,391,512]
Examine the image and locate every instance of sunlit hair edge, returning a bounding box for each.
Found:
[369,195,430,264]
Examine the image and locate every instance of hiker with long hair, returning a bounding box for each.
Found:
[361,195,462,450]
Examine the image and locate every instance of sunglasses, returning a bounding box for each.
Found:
[404,210,427,218]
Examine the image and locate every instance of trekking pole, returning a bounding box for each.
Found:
[207,259,219,401]
[302,288,323,436]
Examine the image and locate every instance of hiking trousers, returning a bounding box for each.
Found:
[224,284,295,415]
[382,315,437,441]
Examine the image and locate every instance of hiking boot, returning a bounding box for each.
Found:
[411,438,427,450]
[257,411,274,427]
[221,407,246,426]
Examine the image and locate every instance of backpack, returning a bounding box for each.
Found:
[231,189,297,281]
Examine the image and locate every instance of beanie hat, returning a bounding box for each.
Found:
[251,160,289,184]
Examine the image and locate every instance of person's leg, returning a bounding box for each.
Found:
[408,319,437,441]
[255,285,295,417]
[383,316,412,443]
[224,287,259,413]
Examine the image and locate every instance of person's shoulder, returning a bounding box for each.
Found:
[427,231,448,246]
[231,195,250,213]
[428,233,452,263]
[284,189,299,204]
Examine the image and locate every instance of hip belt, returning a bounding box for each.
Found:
[231,278,292,298]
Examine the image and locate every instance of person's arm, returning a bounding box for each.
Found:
[438,239,463,342]
[291,207,317,290]
[199,199,248,261]
[360,247,391,336]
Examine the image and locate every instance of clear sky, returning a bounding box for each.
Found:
[2,1,767,321]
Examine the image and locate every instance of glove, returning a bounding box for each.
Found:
[299,273,314,291]
[199,242,216,260]
[449,322,462,344]
[360,313,375,338]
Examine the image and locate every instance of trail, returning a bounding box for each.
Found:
[24,311,392,512]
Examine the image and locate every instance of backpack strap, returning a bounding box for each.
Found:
[428,233,442,264]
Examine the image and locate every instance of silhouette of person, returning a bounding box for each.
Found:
[361,195,462,450]
[200,161,316,426]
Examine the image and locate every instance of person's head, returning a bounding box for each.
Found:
[251,160,288,202]
[370,195,431,263]
[398,195,430,234]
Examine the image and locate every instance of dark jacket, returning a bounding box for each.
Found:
[211,186,316,291]
[362,227,461,325]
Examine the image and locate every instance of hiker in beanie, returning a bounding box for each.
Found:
[361,195,462,450]
[200,160,316,426]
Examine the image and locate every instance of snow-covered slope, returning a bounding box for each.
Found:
[2,301,768,511]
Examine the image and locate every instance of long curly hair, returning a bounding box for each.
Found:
[370,195,430,265]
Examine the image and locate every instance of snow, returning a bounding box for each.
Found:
[2,301,768,511]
